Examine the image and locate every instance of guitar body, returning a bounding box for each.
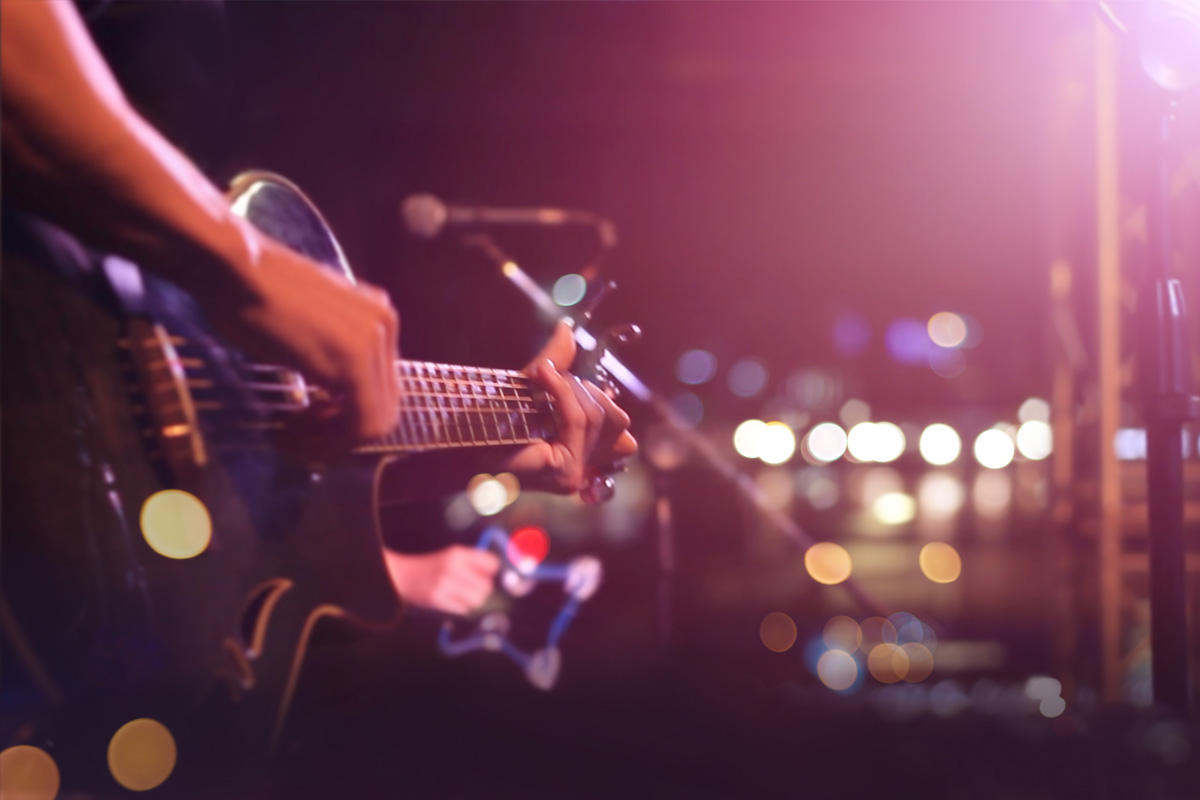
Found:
[0,176,402,770]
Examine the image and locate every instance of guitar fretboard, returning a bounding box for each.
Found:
[353,360,550,455]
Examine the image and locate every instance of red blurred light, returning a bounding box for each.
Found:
[508,526,550,565]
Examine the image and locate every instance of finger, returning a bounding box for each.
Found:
[581,380,631,463]
[525,321,577,373]
[534,360,587,489]
[569,375,607,450]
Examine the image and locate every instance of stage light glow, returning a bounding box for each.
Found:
[675,349,717,385]
[973,429,1015,469]
[1018,397,1051,423]
[872,491,917,525]
[759,422,797,465]
[804,542,853,585]
[140,490,212,560]
[508,526,550,565]
[833,312,871,356]
[839,398,871,428]
[552,273,587,307]
[959,313,984,348]
[929,347,967,378]
[1115,428,1148,460]
[817,650,859,691]
[928,312,968,348]
[0,745,60,800]
[918,424,961,466]
[859,616,898,651]
[733,419,768,459]
[669,392,704,428]
[918,473,965,520]
[108,718,177,792]
[823,615,863,652]
[973,471,1012,520]
[805,422,847,462]
[759,611,798,653]
[1016,421,1053,460]
[900,643,935,682]
[1040,696,1067,718]
[467,475,508,516]
[868,643,909,683]
[847,422,878,461]
[728,359,768,398]
[873,422,906,463]
[919,542,962,583]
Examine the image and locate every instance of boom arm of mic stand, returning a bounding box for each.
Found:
[462,234,889,619]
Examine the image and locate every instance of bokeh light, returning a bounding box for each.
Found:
[885,318,933,365]
[0,745,60,800]
[823,615,863,652]
[108,718,177,792]
[552,273,587,306]
[1115,428,1148,460]
[973,429,1015,469]
[871,492,917,525]
[1016,420,1053,460]
[846,422,877,462]
[759,422,797,465]
[759,611,798,652]
[755,469,795,511]
[140,489,212,560]
[918,473,965,520]
[1040,696,1067,718]
[919,542,963,583]
[900,643,935,682]
[927,311,968,347]
[919,423,962,466]
[1018,397,1051,423]
[728,359,768,397]
[868,643,909,683]
[804,542,853,585]
[817,650,860,691]
[797,469,840,510]
[733,419,768,459]
[467,474,508,516]
[839,398,871,428]
[973,471,1013,520]
[929,347,967,378]
[495,472,521,505]
[507,526,549,565]
[804,422,848,463]
[675,349,717,385]
[872,422,906,463]
[859,617,898,651]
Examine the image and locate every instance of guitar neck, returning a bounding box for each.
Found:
[351,359,552,456]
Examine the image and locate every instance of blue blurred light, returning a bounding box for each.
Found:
[675,349,718,385]
[728,359,768,398]
[669,392,704,428]
[885,318,933,365]
[552,274,588,307]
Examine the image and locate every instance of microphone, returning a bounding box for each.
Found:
[401,193,614,243]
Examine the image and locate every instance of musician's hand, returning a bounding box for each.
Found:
[504,322,636,494]
[205,225,401,446]
[383,546,500,615]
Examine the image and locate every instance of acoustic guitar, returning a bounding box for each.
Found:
[0,172,563,764]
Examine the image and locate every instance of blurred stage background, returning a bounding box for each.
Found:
[131,1,1200,796]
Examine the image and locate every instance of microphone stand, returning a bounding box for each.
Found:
[1138,98,1198,711]
[461,233,890,631]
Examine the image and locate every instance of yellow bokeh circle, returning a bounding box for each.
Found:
[108,718,177,792]
[868,643,909,684]
[0,745,60,800]
[139,490,211,559]
[804,542,852,585]
[919,542,963,584]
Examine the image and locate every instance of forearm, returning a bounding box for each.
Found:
[1,0,256,303]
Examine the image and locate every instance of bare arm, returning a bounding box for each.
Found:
[1,0,399,442]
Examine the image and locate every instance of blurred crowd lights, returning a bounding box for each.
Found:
[803,541,853,585]
[467,472,521,516]
[808,612,941,692]
[733,419,796,464]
